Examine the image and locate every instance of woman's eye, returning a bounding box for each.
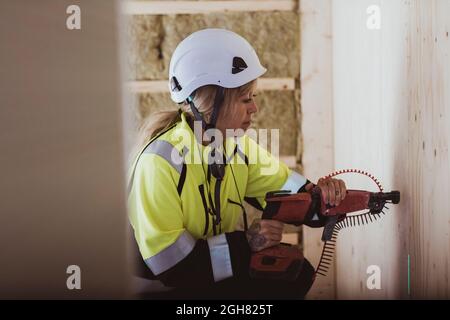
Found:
[243,94,257,103]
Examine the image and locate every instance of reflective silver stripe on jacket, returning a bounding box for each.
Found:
[144,140,188,174]
[281,171,307,193]
[145,231,196,275]
[207,234,233,282]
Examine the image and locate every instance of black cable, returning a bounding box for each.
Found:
[228,139,249,232]
[187,90,247,233]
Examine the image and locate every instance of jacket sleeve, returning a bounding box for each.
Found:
[129,153,251,288]
[154,231,251,288]
[241,135,311,210]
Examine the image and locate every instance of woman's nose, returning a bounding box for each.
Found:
[248,102,258,114]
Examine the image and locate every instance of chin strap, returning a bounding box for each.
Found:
[186,86,226,228]
[208,87,225,130]
[187,86,224,131]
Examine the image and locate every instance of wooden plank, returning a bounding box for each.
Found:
[122,0,296,15]
[332,0,402,300]
[300,0,336,299]
[258,78,295,91]
[406,0,450,299]
[281,233,299,245]
[279,155,297,169]
[127,80,168,93]
[332,0,450,300]
[127,78,295,93]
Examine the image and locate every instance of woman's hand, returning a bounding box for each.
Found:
[246,219,284,252]
[316,177,347,206]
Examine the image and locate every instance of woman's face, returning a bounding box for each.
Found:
[216,89,258,134]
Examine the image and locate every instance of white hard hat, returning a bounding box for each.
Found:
[168,28,267,103]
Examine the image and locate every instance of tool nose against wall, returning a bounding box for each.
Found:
[381,191,401,204]
[390,191,401,204]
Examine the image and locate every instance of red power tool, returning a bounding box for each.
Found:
[249,172,400,281]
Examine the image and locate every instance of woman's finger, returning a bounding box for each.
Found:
[260,226,284,239]
[339,179,347,201]
[261,219,284,230]
[305,182,314,192]
[265,233,282,242]
[318,179,329,204]
[327,179,336,206]
[331,179,341,205]
[262,225,284,235]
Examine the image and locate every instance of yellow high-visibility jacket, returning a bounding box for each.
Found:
[128,112,308,286]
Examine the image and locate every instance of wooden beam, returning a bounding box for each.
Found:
[122,1,296,15]
[279,155,297,169]
[333,0,450,300]
[281,233,299,245]
[300,0,336,300]
[258,78,296,91]
[127,80,168,93]
[127,78,296,93]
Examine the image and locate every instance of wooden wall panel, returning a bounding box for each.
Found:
[300,0,336,299]
[332,0,450,299]
[406,0,450,299]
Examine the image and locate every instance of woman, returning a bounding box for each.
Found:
[128,28,347,299]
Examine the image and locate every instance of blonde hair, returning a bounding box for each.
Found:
[133,80,257,159]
